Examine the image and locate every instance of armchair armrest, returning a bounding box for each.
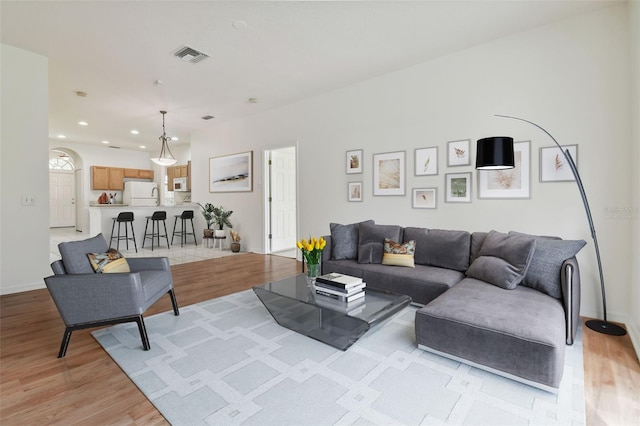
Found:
[560,257,581,345]
[44,273,145,326]
[127,257,170,272]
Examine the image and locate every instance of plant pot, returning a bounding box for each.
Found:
[230,242,241,253]
[203,229,214,237]
[214,229,225,237]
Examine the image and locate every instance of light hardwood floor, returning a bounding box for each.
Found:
[1,253,639,425]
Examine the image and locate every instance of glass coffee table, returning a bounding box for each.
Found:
[253,274,411,350]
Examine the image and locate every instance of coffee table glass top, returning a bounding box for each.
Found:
[253,274,411,350]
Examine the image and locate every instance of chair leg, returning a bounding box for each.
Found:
[142,218,150,248]
[190,218,197,246]
[130,221,137,253]
[163,220,170,249]
[109,219,116,249]
[134,315,151,351]
[168,289,180,316]
[58,328,73,358]
[171,217,178,245]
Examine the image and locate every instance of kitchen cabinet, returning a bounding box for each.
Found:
[92,166,151,190]
[124,168,154,180]
[167,161,191,191]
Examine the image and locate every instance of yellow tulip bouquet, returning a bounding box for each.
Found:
[296,236,327,266]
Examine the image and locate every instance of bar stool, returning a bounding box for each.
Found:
[171,210,197,247]
[142,211,170,250]
[109,212,137,252]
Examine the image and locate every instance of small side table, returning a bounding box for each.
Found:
[202,235,214,248]
[214,235,226,251]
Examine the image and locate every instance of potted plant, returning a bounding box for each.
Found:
[197,202,216,237]
[230,230,241,253]
[212,205,233,237]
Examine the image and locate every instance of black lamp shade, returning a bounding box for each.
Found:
[476,136,515,170]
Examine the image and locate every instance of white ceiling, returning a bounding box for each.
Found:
[1,0,621,152]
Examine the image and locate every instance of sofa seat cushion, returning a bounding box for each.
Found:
[415,278,566,388]
[139,270,173,307]
[323,260,464,305]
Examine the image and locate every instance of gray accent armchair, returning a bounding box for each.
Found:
[44,233,179,358]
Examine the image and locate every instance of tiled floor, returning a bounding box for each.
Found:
[49,227,242,265]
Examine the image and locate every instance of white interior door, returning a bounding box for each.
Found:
[50,171,76,227]
[268,147,297,253]
[75,168,84,231]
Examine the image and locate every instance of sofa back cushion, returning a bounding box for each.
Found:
[466,230,537,289]
[358,223,403,264]
[329,220,374,260]
[404,228,471,272]
[58,233,109,274]
[470,231,489,264]
[509,231,586,299]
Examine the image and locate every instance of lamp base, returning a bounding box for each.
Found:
[585,319,627,336]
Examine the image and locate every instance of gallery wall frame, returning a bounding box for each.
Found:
[373,151,405,196]
[414,147,438,176]
[447,139,471,167]
[209,151,253,192]
[348,182,363,202]
[540,144,578,182]
[412,188,437,209]
[445,172,472,203]
[346,149,363,174]
[477,140,530,199]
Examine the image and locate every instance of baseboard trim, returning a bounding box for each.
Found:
[0,281,46,296]
[627,321,640,363]
[417,344,559,394]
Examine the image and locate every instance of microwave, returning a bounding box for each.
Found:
[173,177,188,192]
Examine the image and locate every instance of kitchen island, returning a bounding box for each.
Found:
[88,204,202,247]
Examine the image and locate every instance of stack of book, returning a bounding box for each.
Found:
[313,272,366,303]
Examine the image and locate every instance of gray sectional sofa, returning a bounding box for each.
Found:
[321,220,586,391]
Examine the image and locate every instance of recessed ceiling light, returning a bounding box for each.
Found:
[78,121,88,126]
[140,145,146,149]
[102,140,109,144]
[130,130,139,135]
[57,134,66,139]
[232,20,247,30]
[171,136,179,141]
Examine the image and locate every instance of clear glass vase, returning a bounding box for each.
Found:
[306,262,320,284]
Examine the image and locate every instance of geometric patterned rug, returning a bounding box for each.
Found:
[92,289,585,425]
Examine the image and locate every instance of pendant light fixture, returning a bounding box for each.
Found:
[151,110,177,166]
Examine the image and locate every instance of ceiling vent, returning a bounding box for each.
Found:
[172,45,210,64]
[108,145,121,149]
[201,115,215,120]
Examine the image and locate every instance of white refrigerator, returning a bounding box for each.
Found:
[123,181,158,206]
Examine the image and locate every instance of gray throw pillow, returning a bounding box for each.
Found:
[58,233,110,274]
[357,223,403,264]
[466,230,537,289]
[510,231,586,299]
[404,228,471,271]
[330,220,374,260]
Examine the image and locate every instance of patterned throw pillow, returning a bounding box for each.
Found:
[382,238,416,268]
[87,249,130,273]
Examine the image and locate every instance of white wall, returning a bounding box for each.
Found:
[191,5,633,323]
[1,44,50,294]
[628,0,640,357]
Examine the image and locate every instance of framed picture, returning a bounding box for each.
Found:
[477,141,530,199]
[346,149,363,174]
[540,144,578,182]
[373,151,405,196]
[445,172,471,203]
[414,147,438,176]
[348,182,363,202]
[447,139,471,167]
[209,151,253,192]
[412,188,437,209]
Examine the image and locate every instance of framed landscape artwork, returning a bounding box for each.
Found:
[447,139,471,167]
[477,140,530,199]
[209,151,253,192]
[412,188,437,209]
[373,151,405,196]
[540,144,578,182]
[445,172,471,203]
[414,147,438,176]
[346,149,363,174]
[348,182,363,202]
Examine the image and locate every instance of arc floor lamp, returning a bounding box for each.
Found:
[476,114,626,336]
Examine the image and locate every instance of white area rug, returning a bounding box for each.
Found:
[93,290,585,425]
